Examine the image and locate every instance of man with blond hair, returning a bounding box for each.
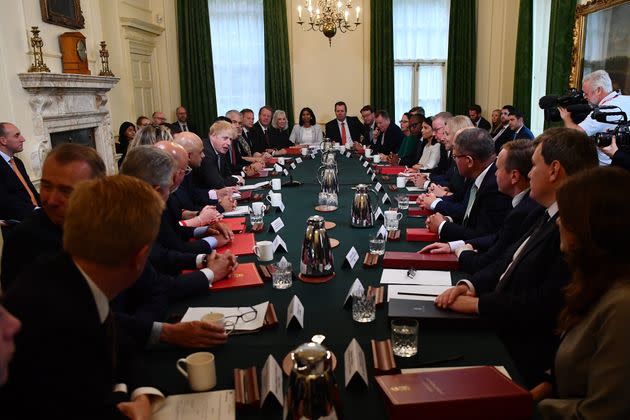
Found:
[193,120,244,189]
[1,175,165,419]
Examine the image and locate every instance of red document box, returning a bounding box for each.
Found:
[215,233,255,256]
[376,366,532,420]
[408,207,433,217]
[382,251,459,271]
[286,146,303,156]
[406,228,438,242]
[376,166,407,175]
[221,217,246,233]
[211,263,263,291]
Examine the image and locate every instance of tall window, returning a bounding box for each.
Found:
[530,0,552,135]
[208,0,265,115]
[393,0,450,119]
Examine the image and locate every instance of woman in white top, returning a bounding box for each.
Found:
[289,107,323,146]
[414,116,441,170]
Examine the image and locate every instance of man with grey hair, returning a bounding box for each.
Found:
[560,69,630,165]
[425,128,512,242]
[171,106,199,135]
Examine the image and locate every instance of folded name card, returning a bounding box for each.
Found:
[382,251,459,271]
[406,228,438,242]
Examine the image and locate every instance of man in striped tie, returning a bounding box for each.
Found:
[0,122,41,236]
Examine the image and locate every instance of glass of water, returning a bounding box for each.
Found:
[272,262,292,289]
[391,318,418,357]
[369,234,386,255]
[352,292,376,323]
[396,194,409,210]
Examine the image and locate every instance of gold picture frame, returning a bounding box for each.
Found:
[40,0,85,30]
[570,0,630,91]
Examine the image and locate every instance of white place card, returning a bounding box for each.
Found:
[381,193,391,204]
[363,161,369,168]
[344,339,368,387]
[374,207,384,220]
[367,168,373,174]
[290,163,297,169]
[359,155,364,161]
[270,217,284,233]
[278,201,286,212]
[295,157,303,164]
[344,246,360,269]
[343,278,365,308]
[371,173,377,181]
[374,182,382,192]
[287,295,304,329]
[376,225,388,239]
[274,164,282,172]
[272,235,287,253]
[345,152,352,158]
[260,355,283,408]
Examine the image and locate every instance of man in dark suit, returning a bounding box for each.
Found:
[170,106,199,135]
[509,109,535,141]
[359,105,376,146]
[424,128,512,241]
[194,120,244,189]
[373,110,404,156]
[250,105,274,153]
[435,127,599,387]
[493,105,515,153]
[421,139,543,274]
[324,101,364,146]
[0,174,166,419]
[468,104,491,131]
[0,123,41,235]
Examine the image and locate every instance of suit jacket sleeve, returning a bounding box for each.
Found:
[0,157,40,221]
[166,271,209,301]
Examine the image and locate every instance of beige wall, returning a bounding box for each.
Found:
[287,0,370,124]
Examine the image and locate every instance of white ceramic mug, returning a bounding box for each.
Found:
[201,312,225,328]
[253,240,274,261]
[266,192,282,206]
[373,154,381,163]
[301,147,309,156]
[272,178,282,191]
[384,210,403,222]
[396,176,407,188]
[365,148,373,158]
[176,352,216,392]
[251,202,266,215]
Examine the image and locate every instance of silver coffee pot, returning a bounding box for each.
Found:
[283,342,342,420]
[317,162,339,194]
[300,215,334,277]
[320,138,334,152]
[321,150,337,165]
[350,184,376,228]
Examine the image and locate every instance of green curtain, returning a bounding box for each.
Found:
[446,0,476,115]
[177,0,217,131]
[545,0,577,128]
[370,0,394,115]
[263,0,294,124]
[513,0,533,125]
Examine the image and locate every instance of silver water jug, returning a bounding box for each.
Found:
[300,215,334,277]
[317,162,339,194]
[320,138,334,152]
[351,184,375,228]
[321,150,337,165]
[283,342,343,420]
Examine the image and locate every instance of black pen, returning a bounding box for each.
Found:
[398,292,438,298]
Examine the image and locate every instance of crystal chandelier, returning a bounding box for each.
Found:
[296,0,361,46]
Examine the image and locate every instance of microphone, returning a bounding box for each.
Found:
[274,161,302,187]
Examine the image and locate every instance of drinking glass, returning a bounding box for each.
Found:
[272,262,293,289]
[391,319,418,357]
[369,234,386,255]
[396,194,409,210]
[352,293,376,323]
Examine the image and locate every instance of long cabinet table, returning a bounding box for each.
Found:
[144,152,525,419]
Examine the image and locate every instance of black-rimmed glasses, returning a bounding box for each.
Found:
[223,306,258,334]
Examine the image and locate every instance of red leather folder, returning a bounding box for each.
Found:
[211,263,264,291]
[286,146,303,156]
[215,233,255,256]
[221,217,246,233]
[377,166,407,175]
[382,251,459,271]
[375,366,532,420]
[406,228,438,242]
[246,170,270,179]
[408,207,433,217]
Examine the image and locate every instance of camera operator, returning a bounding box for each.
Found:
[600,136,630,171]
[559,70,630,166]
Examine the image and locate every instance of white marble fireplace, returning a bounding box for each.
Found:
[18,73,120,180]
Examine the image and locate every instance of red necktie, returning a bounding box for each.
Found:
[341,122,347,145]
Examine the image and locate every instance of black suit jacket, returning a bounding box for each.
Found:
[324,117,364,144]
[170,120,200,136]
[193,139,238,189]
[0,156,40,223]
[373,123,404,155]
[0,252,149,419]
[458,192,544,274]
[439,162,512,241]
[250,121,272,153]
[157,209,213,255]
[475,116,491,131]
[171,172,220,213]
[269,128,293,149]
[472,212,569,387]
[493,127,515,154]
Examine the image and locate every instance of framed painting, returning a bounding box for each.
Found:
[40,0,85,30]
[570,0,630,92]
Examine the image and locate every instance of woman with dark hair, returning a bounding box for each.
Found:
[534,167,630,419]
[412,116,441,170]
[397,112,416,164]
[116,121,136,165]
[289,107,323,146]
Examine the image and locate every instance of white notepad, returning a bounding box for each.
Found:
[153,390,235,420]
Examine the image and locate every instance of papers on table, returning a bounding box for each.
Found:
[380,268,452,286]
[181,302,269,332]
[153,390,235,420]
[397,172,414,177]
[401,366,511,380]
[406,186,427,192]
[387,284,450,302]
[239,181,270,191]
[222,206,250,217]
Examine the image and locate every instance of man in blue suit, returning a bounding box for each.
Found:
[508,109,534,141]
